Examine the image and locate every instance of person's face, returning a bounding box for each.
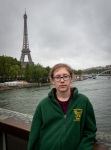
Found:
[51,67,73,93]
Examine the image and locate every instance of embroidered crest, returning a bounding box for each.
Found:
[73,109,83,121]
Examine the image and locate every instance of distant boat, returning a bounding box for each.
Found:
[93,76,96,79]
[88,75,92,78]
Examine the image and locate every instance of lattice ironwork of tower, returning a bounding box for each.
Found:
[20,12,33,68]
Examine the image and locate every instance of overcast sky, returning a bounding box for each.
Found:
[0,0,111,70]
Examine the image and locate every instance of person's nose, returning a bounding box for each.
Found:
[60,77,64,82]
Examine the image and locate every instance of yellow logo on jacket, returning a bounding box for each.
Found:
[73,109,83,121]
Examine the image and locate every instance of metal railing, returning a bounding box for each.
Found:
[0,108,32,150]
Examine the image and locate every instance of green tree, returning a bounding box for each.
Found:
[9,65,21,80]
[0,56,21,82]
[25,64,34,82]
[77,70,83,75]
[73,69,83,75]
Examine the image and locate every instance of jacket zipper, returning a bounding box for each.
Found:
[64,114,66,121]
[61,114,66,149]
[63,114,66,132]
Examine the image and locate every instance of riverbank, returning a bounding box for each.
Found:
[0,82,50,91]
[0,77,87,91]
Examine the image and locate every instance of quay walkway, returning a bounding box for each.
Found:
[0,108,111,150]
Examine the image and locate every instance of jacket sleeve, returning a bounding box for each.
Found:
[78,101,97,150]
[28,103,43,150]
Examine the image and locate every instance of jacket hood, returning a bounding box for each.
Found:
[48,87,78,101]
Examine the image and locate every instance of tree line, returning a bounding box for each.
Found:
[0,56,83,83]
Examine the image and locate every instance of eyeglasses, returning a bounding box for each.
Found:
[53,75,71,82]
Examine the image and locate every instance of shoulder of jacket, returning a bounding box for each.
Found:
[80,93,93,110]
[72,87,89,102]
[38,96,50,106]
[34,96,50,113]
[77,92,89,101]
[77,93,92,106]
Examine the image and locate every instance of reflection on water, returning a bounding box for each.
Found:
[0,77,111,134]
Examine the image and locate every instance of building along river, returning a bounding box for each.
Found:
[0,76,111,137]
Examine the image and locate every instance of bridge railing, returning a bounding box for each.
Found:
[0,108,111,150]
[0,108,32,150]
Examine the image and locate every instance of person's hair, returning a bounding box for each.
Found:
[49,63,73,79]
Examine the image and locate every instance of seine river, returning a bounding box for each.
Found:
[0,76,111,134]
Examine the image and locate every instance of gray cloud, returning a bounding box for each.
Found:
[0,0,111,69]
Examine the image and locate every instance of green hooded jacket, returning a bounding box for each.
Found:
[28,87,97,150]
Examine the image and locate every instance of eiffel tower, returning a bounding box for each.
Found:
[20,11,33,67]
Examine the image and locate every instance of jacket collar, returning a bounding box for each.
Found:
[48,87,78,101]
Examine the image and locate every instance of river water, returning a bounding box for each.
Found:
[0,76,111,134]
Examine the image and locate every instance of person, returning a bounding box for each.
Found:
[28,63,97,150]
